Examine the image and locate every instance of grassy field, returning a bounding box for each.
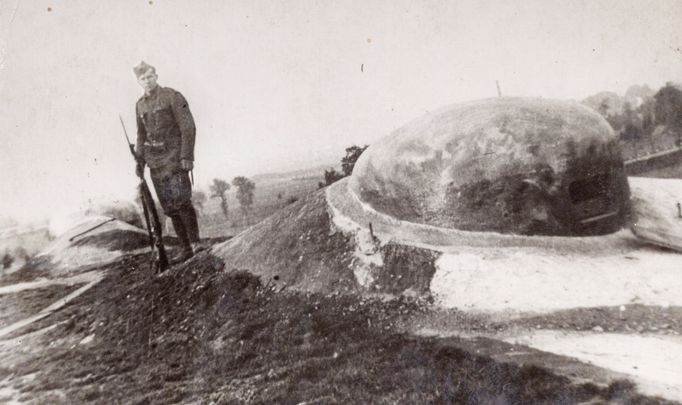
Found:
[194,166,327,238]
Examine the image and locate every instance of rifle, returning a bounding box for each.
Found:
[119,115,170,273]
[69,217,116,242]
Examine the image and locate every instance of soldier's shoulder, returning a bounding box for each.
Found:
[158,87,186,101]
[159,86,184,96]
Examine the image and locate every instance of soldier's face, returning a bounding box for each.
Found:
[137,69,158,94]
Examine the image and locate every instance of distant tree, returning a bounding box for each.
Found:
[318,144,369,188]
[192,190,207,216]
[621,123,642,142]
[654,83,682,131]
[341,145,369,176]
[318,169,345,188]
[619,102,643,141]
[232,176,256,215]
[640,98,656,134]
[210,179,231,219]
[2,251,13,270]
[277,192,283,200]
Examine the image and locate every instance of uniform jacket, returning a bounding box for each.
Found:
[135,86,196,169]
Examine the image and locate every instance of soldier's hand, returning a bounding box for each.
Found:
[135,163,145,178]
[180,159,194,171]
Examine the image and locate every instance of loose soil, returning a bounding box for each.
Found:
[0,251,671,404]
[215,191,359,294]
[0,284,82,327]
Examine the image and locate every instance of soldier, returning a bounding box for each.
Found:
[133,61,199,263]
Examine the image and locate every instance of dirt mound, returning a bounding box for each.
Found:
[213,189,444,297]
[4,252,663,404]
[214,190,360,294]
[36,217,148,275]
[48,200,142,237]
[72,229,152,251]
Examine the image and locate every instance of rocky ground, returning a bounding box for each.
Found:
[0,233,676,404]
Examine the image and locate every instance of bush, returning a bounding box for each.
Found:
[318,145,369,188]
[2,251,13,270]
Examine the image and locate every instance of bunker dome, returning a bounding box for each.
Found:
[350,97,630,236]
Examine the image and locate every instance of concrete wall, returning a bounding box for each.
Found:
[625,147,682,178]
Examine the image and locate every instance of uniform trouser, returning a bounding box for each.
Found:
[150,167,200,253]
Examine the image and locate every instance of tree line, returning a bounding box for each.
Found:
[204,176,256,220]
[137,175,256,223]
[588,83,682,144]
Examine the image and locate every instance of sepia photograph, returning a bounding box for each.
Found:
[1,0,682,403]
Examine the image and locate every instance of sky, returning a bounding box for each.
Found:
[2,0,682,223]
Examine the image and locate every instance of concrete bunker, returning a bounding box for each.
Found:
[350,97,630,236]
[214,97,682,303]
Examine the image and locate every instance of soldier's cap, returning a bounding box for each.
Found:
[133,61,156,78]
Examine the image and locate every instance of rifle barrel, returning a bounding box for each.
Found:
[118,115,134,150]
[119,113,169,272]
[68,218,116,242]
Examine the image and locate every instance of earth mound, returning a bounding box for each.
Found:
[37,216,148,274]
[350,97,630,236]
[213,191,360,294]
[49,199,142,237]
[213,190,439,296]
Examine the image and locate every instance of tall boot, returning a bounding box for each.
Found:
[170,215,193,263]
[179,204,200,243]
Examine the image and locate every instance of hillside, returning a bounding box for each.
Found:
[196,165,327,238]
[0,232,672,404]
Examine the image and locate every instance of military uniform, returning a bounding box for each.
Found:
[135,84,199,255]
